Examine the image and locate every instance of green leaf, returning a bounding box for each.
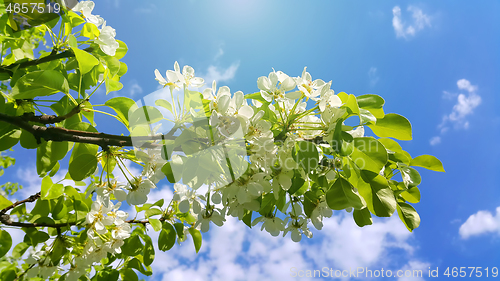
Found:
[145,208,162,219]
[105,96,136,127]
[105,76,123,94]
[368,113,412,140]
[0,194,12,210]
[129,106,164,127]
[49,236,67,264]
[356,94,385,118]
[149,218,162,232]
[0,127,21,151]
[51,197,68,220]
[357,94,385,108]
[81,22,99,38]
[292,141,319,173]
[353,208,373,227]
[410,155,445,172]
[350,137,387,173]
[11,242,29,259]
[121,235,144,256]
[158,222,176,251]
[401,187,421,203]
[11,70,69,99]
[399,165,421,188]
[19,129,38,149]
[0,229,12,258]
[161,162,176,183]
[173,223,185,240]
[326,177,365,210]
[143,235,155,266]
[357,169,397,217]
[378,138,411,164]
[114,40,128,59]
[397,202,420,231]
[41,176,64,200]
[120,268,138,281]
[72,47,100,75]
[359,108,376,124]
[344,94,359,115]
[155,99,173,113]
[68,154,98,181]
[188,227,202,253]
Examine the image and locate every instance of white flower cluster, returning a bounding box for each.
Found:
[148,63,365,242]
[64,195,131,281]
[72,0,119,56]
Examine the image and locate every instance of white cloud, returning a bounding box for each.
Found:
[432,79,481,145]
[392,6,431,39]
[459,207,500,239]
[129,81,143,97]
[368,67,379,87]
[201,62,240,86]
[429,136,441,146]
[149,213,425,281]
[214,48,224,61]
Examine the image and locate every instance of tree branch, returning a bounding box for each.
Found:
[0,192,169,228]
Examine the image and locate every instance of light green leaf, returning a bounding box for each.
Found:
[72,47,100,75]
[401,187,421,203]
[155,99,173,113]
[410,155,445,172]
[129,106,164,127]
[0,194,12,210]
[105,96,136,127]
[397,202,420,231]
[145,208,162,219]
[344,94,359,115]
[11,70,69,99]
[378,138,411,164]
[149,219,162,232]
[41,176,64,200]
[114,40,128,59]
[82,22,99,38]
[188,227,202,253]
[368,113,412,140]
[105,76,123,94]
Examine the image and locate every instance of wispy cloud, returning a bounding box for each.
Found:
[429,136,441,146]
[200,62,240,86]
[134,3,157,14]
[459,207,500,239]
[128,81,143,97]
[392,6,431,39]
[430,79,481,145]
[368,67,379,87]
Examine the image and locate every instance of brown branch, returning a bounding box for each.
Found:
[0,192,169,228]
[0,192,40,216]
[21,101,84,124]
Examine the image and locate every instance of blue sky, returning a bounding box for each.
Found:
[3,0,500,280]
